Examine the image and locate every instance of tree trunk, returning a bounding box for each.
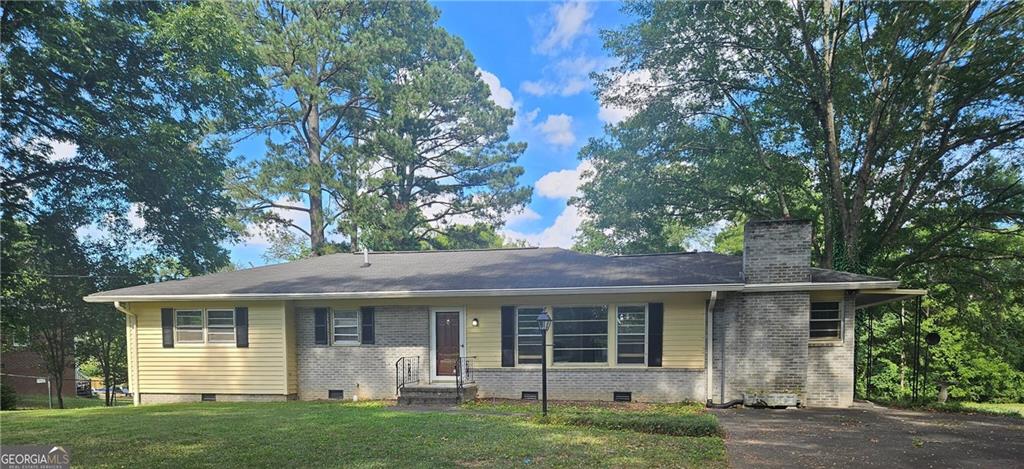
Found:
[306,101,326,255]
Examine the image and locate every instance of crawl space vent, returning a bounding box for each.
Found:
[521,391,539,401]
[328,390,344,400]
[613,392,632,402]
[201,393,216,402]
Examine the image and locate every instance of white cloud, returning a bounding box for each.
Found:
[598,69,655,125]
[535,1,594,55]
[537,114,575,147]
[521,80,553,96]
[478,68,514,109]
[503,160,595,247]
[520,56,611,97]
[504,206,542,227]
[45,139,78,161]
[534,160,593,199]
[503,205,584,248]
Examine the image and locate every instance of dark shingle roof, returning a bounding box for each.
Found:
[86,248,892,299]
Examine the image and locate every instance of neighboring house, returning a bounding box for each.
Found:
[0,349,78,397]
[85,220,922,407]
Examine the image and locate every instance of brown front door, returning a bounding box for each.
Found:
[435,311,460,377]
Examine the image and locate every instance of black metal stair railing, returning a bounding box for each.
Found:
[395,356,420,397]
[455,356,476,401]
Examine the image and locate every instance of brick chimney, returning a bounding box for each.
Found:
[742,219,812,284]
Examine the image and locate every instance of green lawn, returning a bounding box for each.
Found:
[1,400,726,468]
[15,393,132,410]
[932,402,1024,418]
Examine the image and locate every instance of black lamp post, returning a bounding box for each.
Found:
[537,309,552,416]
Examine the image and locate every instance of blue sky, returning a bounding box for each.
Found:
[227,1,633,267]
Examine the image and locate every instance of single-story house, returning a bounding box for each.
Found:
[85,219,922,407]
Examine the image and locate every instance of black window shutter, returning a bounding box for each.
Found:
[314,307,329,345]
[648,303,664,367]
[235,307,249,348]
[501,305,515,367]
[161,308,174,348]
[360,306,375,344]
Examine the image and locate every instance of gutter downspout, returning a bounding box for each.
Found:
[114,301,141,406]
[705,291,717,405]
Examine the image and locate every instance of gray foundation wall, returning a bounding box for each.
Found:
[140,393,294,404]
[474,368,705,403]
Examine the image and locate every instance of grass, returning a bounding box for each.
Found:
[15,393,132,410]
[878,398,1024,419]
[1,400,726,468]
[930,402,1024,418]
[463,399,721,437]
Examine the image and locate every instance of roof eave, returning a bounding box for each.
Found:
[82,280,901,303]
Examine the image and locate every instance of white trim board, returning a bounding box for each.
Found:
[83,281,902,303]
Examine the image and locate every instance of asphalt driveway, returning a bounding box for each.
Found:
[713,402,1024,468]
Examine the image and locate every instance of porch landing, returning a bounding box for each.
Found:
[398,383,478,406]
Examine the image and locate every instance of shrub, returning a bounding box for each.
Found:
[546,411,721,437]
[1,382,17,410]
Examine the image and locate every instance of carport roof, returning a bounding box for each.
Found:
[84,247,905,302]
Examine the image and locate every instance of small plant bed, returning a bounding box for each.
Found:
[463,398,721,437]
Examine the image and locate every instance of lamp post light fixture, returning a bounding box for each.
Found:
[536,309,552,416]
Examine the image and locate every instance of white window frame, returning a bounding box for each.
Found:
[331,310,360,345]
[615,304,648,366]
[515,306,546,366]
[810,301,844,342]
[551,304,609,365]
[174,309,204,344]
[205,309,236,344]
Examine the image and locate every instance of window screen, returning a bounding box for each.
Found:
[206,309,236,343]
[516,307,544,365]
[333,311,360,344]
[175,310,204,343]
[810,302,842,340]
[616,305,646,364]
[552,306,608,363]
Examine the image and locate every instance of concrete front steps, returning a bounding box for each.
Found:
[397,384,478,405]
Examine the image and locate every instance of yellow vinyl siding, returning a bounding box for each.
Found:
[130,301,288,395]
[285,301,298,394]
[811,290,844,302]
[298,293,708,370]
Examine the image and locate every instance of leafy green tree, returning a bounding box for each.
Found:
[580,0,1023,271]
[428,223,526,250]
[579,1,1024,402]
[231,0,529,255]
[2,1,265,407]
[2,1,264,272]
[1,218,92,409]
[353,5,529,250]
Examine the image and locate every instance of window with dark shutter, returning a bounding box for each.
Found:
[314,308,329,345]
